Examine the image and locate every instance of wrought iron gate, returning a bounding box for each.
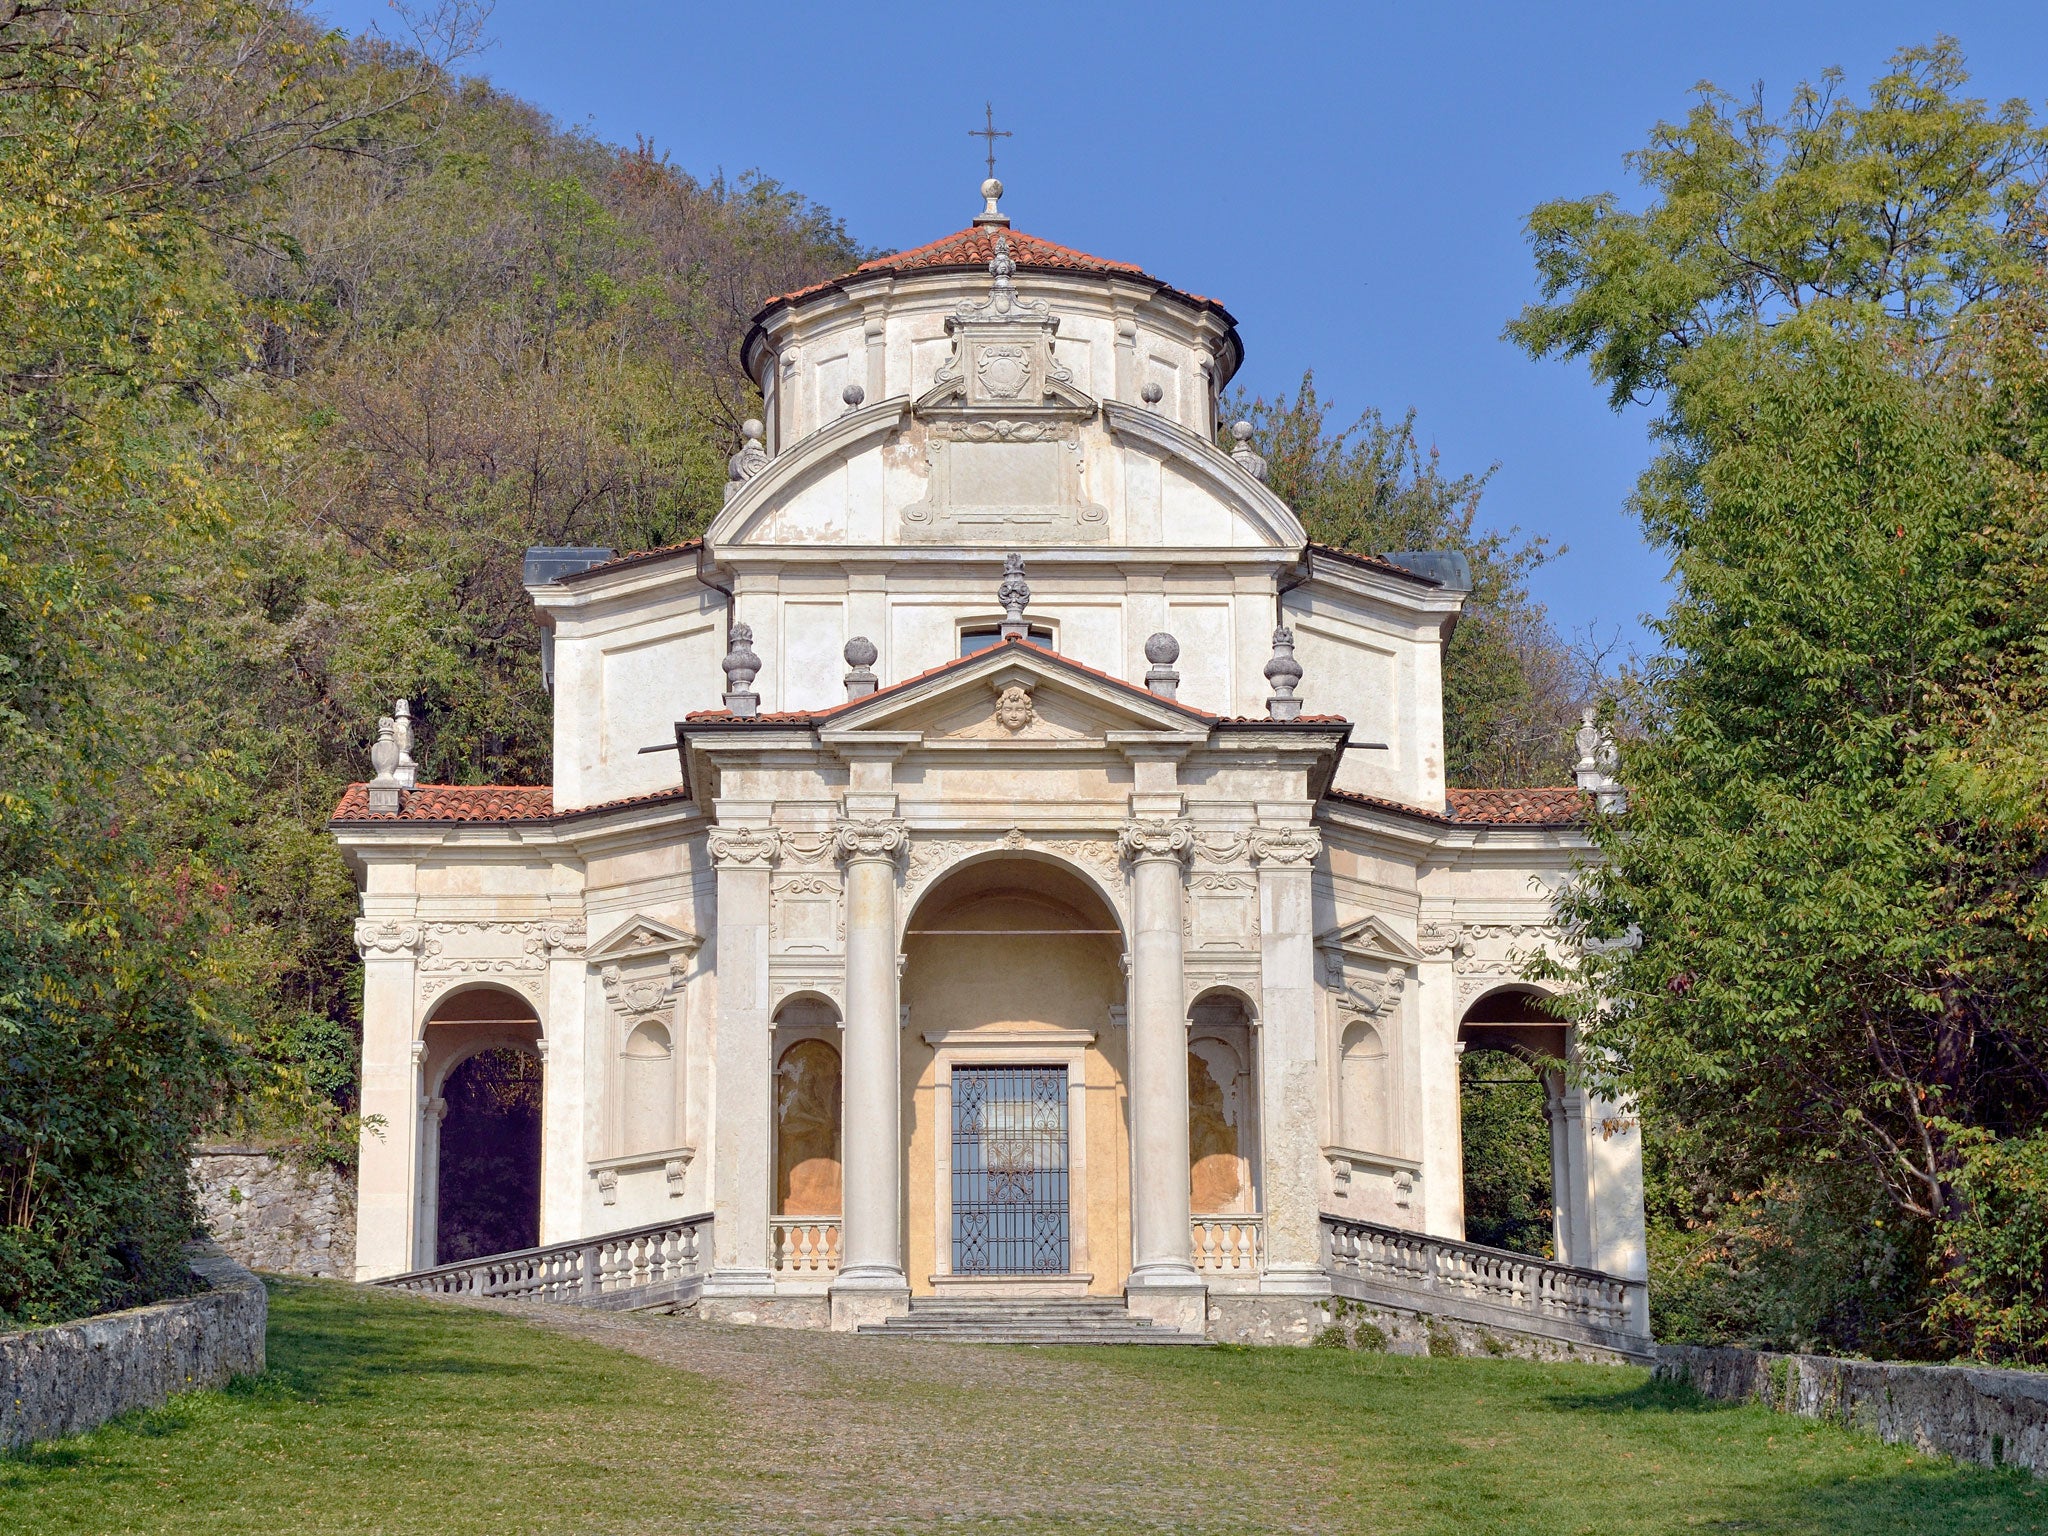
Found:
[951,1065,1070,1275]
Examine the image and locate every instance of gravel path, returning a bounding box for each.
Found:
[486,1301,1339,1534]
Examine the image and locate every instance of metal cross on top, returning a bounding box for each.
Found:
[970,103,1011,179]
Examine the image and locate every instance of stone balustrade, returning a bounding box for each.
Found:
[770,1218,842,1276]
[1190,1214,1264,1276]
[374,1214,710,1310]
[1322,1213,1649,1353]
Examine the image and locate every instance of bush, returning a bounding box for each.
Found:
[1932,1132,2048,1365]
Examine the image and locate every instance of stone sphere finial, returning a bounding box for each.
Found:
[975,175,1010,227]
[842,382,865,409]
[843,634,879,699]
[1141,381,1163,405]
[1232,420,1255,443]
[741,418,764,443]
[844,636,878,669]
[982,176,1003,202]
[1143,632,1181,699]
[1230,420,1269,483]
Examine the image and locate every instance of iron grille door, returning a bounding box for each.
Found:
[951,1065,1070,1275]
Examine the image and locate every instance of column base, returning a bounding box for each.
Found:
[1124,1264,1208,1335]
[700,1267,776,1298]
[830,1268,910,1332]
[1259,1263,1334,1298]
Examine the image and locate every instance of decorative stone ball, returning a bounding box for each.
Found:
[844,635,878,669]
[1232,420,1256,444]
[740,418,764,443]
[842,382,865,407]
[1144,632,1180,665]
[982,176,1004,202]
[1141,382,1163,404]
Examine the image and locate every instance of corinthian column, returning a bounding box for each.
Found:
[703,825,780,1300]
[1119,816,1205,1331]
[831,816,910,1328]
[1249,825,1330,1294]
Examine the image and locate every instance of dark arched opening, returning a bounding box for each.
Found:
[1458,987,1569,1260]
[437,1048,542,1262]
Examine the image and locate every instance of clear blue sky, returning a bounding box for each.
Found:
[317,1,2048,655]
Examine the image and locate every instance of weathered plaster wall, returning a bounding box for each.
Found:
[191,1146,357,1278]
[0,1243,267,1450]
[1659,1344,2048,1478]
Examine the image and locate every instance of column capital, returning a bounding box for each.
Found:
[708,825,783,868]
[1248,826,1322,866]
[1118,816,1194,865]
[354,919,422,958]
[833,817,909,864]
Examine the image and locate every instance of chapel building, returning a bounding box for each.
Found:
[332,178,1649,1347]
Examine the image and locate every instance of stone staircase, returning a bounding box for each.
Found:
[857,1296,1209,1346]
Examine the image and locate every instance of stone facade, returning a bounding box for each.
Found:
[191,1146,357,1279]
[327,180,1649,1343]
[0,1243,267,1450]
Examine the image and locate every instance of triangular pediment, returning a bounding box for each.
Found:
[1315,914,1425,965]
[587,913,704,963]
[819,643,1209,746]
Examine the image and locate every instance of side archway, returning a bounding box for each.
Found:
[1455,985,1586,1264]
[418,985,544,1267]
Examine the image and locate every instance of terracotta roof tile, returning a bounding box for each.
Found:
[683,637,1348,731]
[330,784,697,826]
[1325,785,1588,828]
[756,226,1233,323]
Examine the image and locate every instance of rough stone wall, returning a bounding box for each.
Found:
[1658,1343,2048,1478]
[1276,1294,1645,1365]
[0,1243,267,1450]
[190,1146,356,1278]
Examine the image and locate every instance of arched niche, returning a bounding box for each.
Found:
[1456,985,1587,1265]
[774,998,843,1219]
[1187,989,1258,1216]
[1337,1017,1391,1154]
[417,985,543,1268]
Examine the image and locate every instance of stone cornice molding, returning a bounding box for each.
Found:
[354,919,422,958]
[707,826,783,869]
[1117,817,1195,865]
[833,817,910,864]
[1248,827,1323,867]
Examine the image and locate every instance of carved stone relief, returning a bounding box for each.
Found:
[1185,872,1258,950]
[771,872,844,955]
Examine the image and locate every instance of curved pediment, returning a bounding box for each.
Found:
[1101,402,1306,549]
[707,398,912,549]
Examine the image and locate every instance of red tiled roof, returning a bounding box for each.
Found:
[1326,785,1588,829]
[1446,787,1588,826]
[552,539,703,585]
[330,784,697,826]
[755,226,1234,323]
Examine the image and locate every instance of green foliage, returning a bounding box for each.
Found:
[1931,1131,2048,1364]
[1458,1049,1555,1258]
[1513,39,2048,1358]
[1233,376,1585,786]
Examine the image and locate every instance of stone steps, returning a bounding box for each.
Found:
[856,1297,1209,1346]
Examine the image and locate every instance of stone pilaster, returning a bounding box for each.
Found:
[352,919,421,1280]
[1118,816,1205,1331]
[1249,826,1330,1294]
[831,817,911,1329]
[703,825,780,1298]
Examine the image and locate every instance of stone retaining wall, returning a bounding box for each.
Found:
[191,1145,356,1278]
[0,1243,268,1451]
[1658,1343,2048,1477]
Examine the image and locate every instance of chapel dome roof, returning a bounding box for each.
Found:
[754,224,1236,328]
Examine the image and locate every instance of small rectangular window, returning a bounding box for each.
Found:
[960,625,1053,656]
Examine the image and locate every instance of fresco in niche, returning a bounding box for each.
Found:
[1188,1043,1245,1213]
[776,1038,842,1216]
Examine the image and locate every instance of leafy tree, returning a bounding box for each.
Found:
[1233,375,1586,786]
[1458,1050,1556,1257]
[1511,38,2048,1356]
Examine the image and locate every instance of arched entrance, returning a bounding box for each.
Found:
[418,986,543,1267]
[900,855,1127,1295]
[1456,986,1586,1264]
[1188,988,1260,1272]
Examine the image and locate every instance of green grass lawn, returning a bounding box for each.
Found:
[1,1280,2041,1535]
